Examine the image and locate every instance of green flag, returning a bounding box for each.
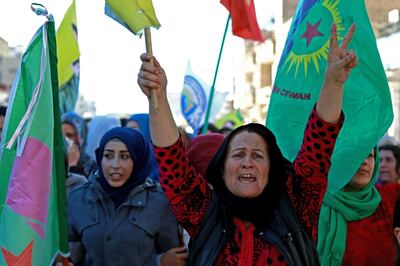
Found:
[266,0,393,192]
[57,0,80,113]
[0,14,69,265]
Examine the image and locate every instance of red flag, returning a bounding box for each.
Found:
[220,0,264,42]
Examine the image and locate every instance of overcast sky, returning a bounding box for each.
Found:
[0,0,279,116]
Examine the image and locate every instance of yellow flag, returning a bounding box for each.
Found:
[105,0,161,34]
[56,0,79,87]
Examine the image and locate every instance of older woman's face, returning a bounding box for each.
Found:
[344,149,375,191]
[379,150,400,184]
[101,139,134,187]
[223,131,270,198]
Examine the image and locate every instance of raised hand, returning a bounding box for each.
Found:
[137,53,179,147]
[137,53,168,99]
[325,24,357,87]
[67,142,80,167]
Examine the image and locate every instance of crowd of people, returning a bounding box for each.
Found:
[0,23,399,266]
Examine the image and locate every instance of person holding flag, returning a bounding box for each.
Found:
[137,23,356,265]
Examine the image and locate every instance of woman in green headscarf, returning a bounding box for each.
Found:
[318,147,400,266]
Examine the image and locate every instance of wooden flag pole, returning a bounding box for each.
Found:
[144,27,159,113]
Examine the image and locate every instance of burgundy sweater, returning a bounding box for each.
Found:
[342,183,400,266]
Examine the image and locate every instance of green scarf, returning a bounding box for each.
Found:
[317,149,382,266]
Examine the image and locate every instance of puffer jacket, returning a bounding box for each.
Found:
[68,175,179,266]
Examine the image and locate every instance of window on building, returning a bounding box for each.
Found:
[246,72,253,83]
[260,63,272,87]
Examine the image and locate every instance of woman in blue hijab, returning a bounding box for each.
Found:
[67,127,179,265]
[127,113,159,181]
[127,113,151,140]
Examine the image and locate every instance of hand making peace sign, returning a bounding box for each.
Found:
[325,24,358,87]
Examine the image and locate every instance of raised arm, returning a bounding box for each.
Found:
[137,54,212,238]
[316,24,357,123]
[288,24,356,239]
[137,53,179,147]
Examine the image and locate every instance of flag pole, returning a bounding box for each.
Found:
[144,27,159,113]
[201,15,231,134]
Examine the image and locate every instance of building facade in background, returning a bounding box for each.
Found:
[0,37,22,106]
[0,37,98,117]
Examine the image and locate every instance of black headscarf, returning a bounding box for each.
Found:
[95,127,154,208]
[206,123,290,230]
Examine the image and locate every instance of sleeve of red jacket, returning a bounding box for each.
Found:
[287,106,344,241]
[154,138,212,238]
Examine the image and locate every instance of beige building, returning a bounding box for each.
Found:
[0,37,9,57]
[0,37,23,105]
[0,37,22,94]
[236,32,276,123]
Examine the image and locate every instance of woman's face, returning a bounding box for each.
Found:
[344,149,375,191]
[379,150,400,184]
[126,120,140,130]
[101,139,134,187]
[62,122,79,144]
[223,131,270,198]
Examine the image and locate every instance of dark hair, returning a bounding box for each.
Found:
[0,105,7,116]
[206,123,289,229]
[120,117,128,127]
[200,123,219,134]
[218,127,233,136]
[379,144,400,175]
[394,196,400,265]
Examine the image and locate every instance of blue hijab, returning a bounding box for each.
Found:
[61,111,87,149]
[127,113,159,181]
[95,127,154,208]
[85,115,121,160]
[128,114,151,140]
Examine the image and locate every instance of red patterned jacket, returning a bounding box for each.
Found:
[155,108,343,265]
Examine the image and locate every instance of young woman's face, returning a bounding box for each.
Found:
[62,123,79,144]
[101,139,134,187]
[223,131,270,198]
[344,149,375,191]
[379,150,400,184]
